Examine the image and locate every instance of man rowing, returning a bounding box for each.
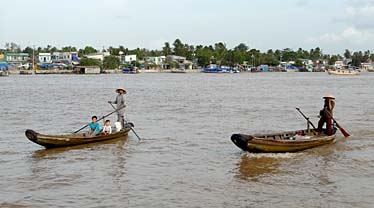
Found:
[109,88,127,130]
[317,93,335,136]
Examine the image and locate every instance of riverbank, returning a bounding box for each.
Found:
[5,68,369,75]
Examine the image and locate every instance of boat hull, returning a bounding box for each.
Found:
[25,124,133,148]
[327,70,359,75]
[231,129,336,153]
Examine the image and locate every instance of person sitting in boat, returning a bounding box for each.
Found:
[317,93,335,136]
[102,120,112,135]
[108,88,127,130]
[88,116,101,136]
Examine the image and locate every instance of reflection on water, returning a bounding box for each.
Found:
[236,154,286,180]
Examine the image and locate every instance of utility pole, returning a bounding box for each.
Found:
[32,45,35,70]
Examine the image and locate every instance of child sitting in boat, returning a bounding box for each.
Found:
[88,116,101,136]
[102,120,112,135]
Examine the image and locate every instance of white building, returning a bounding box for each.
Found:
[38,53,52,63]
[84,52,110,61]
[123,55,137,63]
[51,52,79,65]
[334,61,344,68]
[145,56,166,65]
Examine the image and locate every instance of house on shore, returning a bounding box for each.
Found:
[52,52,79,66]
[4,52,29,64]
[361,61,374,71]
[166,55,192,70]
[3,52,30,69]
[121,55,137,64]
[74,66,100,74]
[84,52,110,62]
[38,53,52,63]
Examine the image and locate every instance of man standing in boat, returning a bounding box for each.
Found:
[317,93,335,136]
[109,88,127,130]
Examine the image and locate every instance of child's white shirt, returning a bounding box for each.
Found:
[103,125,112,134]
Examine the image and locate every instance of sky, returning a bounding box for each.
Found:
[1,0,374,54]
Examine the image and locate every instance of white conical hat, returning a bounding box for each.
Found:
[116,88,127,93]
[323,92,335,99]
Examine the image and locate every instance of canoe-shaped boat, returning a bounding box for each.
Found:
[327,69,359,75]
[25,123,134,149]
[231,129,336,153]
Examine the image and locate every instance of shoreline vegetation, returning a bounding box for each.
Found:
[1,39,374,74]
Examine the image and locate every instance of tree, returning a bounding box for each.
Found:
[329,55,339,65]
[235,43,249,51]
[5,42,21,52]
[78,46,97,56]
[173,39,187,56]
[79,58,101,66]
[163,42,172,56]
[294,59,303,67]
[62,46,77,52]
[23,47,34,55]
[103,55,120,69]
[344,49,351,59]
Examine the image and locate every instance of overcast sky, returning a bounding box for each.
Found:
[1,0,373,54]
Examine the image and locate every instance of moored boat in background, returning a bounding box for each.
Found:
[0,69,9,77]
[328,69,360,75]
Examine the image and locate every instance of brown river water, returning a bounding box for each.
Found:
[0,73,373,207]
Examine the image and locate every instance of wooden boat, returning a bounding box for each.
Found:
[327,69,359,75]
[171,69,187,73]
[25,123,134,149]
[0,70,9,77]
[231,129,336,153]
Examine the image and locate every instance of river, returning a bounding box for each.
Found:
[0,72,373,207]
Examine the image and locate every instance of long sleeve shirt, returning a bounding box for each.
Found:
[113,94,126,115]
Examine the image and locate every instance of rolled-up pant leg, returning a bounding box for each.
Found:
[326,118,333,136]
[317,117,326,133]
[117,114,125,130]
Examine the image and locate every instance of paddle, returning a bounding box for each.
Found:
[109,103,141,141]
[296,108,317,131]
[73,105,126,134]
[324,110,350,138]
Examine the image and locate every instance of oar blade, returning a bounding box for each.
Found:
[339,126,350,137]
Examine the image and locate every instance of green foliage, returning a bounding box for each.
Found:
[78,46,97,57]
[163,42,172,56]
[329,55,339,65]
[79,58,101,66]
[294,59,303,67]
[62,46,77,52]
[103,55,120,69]
[6,40,374,69]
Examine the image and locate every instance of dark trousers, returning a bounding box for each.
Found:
[318,116,333,135]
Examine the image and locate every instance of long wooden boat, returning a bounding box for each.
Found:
[25,123,134,149]
[231,129,336,153]
[327,69,359,75]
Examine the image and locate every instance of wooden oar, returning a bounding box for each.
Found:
[296,108,317,131]
[74,105,126,134]
[109,103,141,141]
[324,110,350,138]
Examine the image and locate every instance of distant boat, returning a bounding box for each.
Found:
[122,67,139,74]
[203,64,234,73]
[0,70,9,77]
[171,69,187,73]
[327,69,360,75]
